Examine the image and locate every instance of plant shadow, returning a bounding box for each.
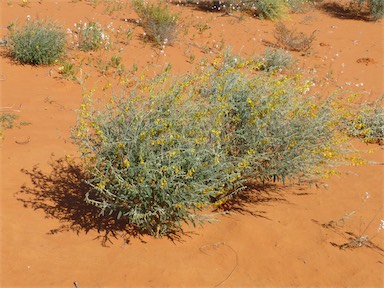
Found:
[214,181,291,219]
[319,2,372,21]
[16,157,151,246]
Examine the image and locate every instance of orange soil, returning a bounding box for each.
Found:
[1,1,383,287]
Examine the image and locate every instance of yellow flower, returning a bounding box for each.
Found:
[123,158,130,168]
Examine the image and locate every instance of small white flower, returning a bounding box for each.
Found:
[26,15,31,21]
[378,220,384,231]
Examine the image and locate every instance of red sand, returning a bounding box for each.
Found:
[1,1,383,287]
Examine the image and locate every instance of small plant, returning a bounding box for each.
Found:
[286,0,311,13]
[274,22,316,52]
[20,0,29,7]
[0,113,18,129]
[318,192,384,253]
[109,55,122,68]
[75,21,110,51]
[257,48,295,72]
[344,96,384,144]
[103,0,126,15]
[58,61,78,80]
[194,22,210,34]
[132,0,178,46]
[7,19,66,65]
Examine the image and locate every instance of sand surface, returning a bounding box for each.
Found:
[1,1,383,287]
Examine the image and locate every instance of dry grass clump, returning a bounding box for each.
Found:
[274,22,316,52]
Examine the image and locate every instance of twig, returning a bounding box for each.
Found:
[0,104,22,113]
[73,281,79,288]
[15,136,30,145]
[199,242,239,287]
[214,243,238,287]
[367,161,384,165]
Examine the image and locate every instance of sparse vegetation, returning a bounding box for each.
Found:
[258,48,296,72]
[353,0,384,19]
[274,21,316,52]
[132,0,178,46]
[6,19,66,65]
[343,96,384,144]
[58,61,78,80]
[75,21,110,51]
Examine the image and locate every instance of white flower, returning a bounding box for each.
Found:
[379,220,384,232]
[26,15,31,21]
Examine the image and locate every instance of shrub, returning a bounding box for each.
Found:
[344,96,384,144]
[274,22,316,52]
[353,0,384,19]
[257,48,295,72]
[286,0,311,13]
[254,0,288,19]
[7,19,66,65]
[72,53,346,237]
[74,21,110,51]
[132,0,178,46]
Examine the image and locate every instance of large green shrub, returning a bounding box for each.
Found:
[7,20,66,65]
[72,54,346,237]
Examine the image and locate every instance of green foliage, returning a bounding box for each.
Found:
[254,0,288,19]
[132,0,178,46]
[7,19,66,65]
[72,53,346,237]
[0,113,18,129]
[286,0,311,13]
[354,0,384,19]
[344,97,384,144]
[58,61,77,80]
[258,48,295,72]
[274,22,316,52]
[75,21,110,51]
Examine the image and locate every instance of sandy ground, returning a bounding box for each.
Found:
[1,0,383,287]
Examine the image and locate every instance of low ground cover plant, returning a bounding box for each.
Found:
[132,0,178,46]
[6,19,66,65]
[343,96,384,144]
[72,53,347,237]
[74,21,110,51]
[257,47,296,72]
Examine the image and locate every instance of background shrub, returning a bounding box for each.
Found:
[343,96,384,144]
[72,53,346,237]
[7,19,66,65]
[75,21,110,51]
[257,48,295,72]
[274,22,316,52]
[355,0,384,19]
[254,0,288,19]
[132,0,178,46]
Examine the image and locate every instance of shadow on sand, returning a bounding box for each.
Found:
[17,157,296,246]
[17,158,146,246]
[319,2,372,21]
